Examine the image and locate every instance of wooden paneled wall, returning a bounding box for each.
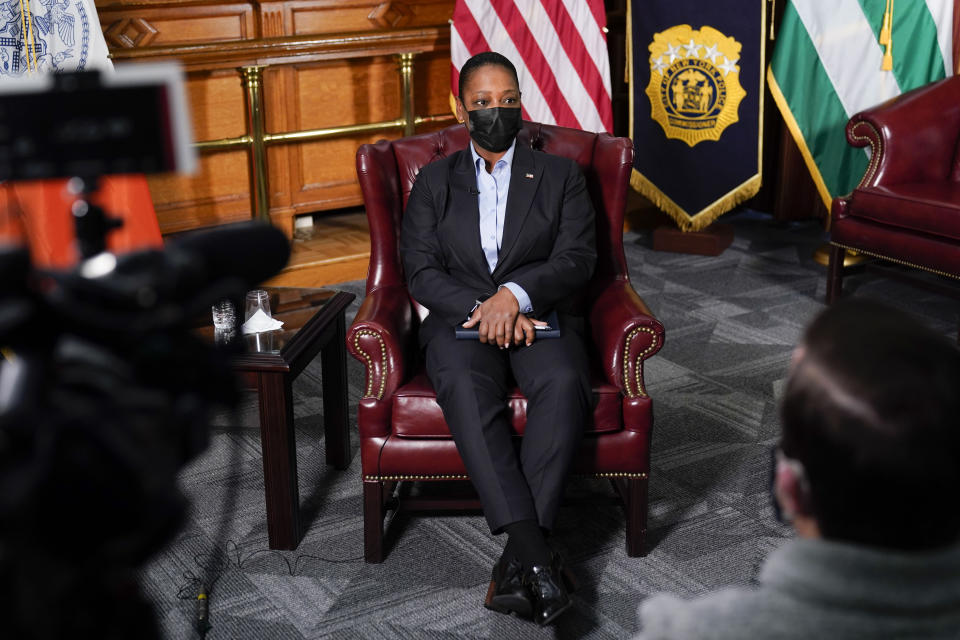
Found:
[97,0,457,236]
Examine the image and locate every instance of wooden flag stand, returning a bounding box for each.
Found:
[652,223,734,256]
[811,243,867,267]
[625,191,734,256]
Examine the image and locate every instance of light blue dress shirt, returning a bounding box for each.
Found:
[469,140,533,314]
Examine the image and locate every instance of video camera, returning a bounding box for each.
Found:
[0,65,290,639]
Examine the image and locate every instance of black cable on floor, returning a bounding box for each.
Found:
[190,410,246,639]
[175,415,365,638]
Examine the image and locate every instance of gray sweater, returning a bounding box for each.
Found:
[634,538,960,639]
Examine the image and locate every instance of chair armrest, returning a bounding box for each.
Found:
[347,285,413,401]
[589,280,665,398]
[847,76,960,189]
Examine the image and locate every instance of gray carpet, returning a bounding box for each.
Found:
[142,211,958,639]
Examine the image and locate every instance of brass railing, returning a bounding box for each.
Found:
[112,31,456,223]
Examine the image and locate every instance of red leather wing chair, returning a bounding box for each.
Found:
[348,122,665,562]
[828,74,960,303]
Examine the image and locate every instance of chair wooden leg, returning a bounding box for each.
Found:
[363,480,386,563]
[826,244,845,305]
[624,476,648,557]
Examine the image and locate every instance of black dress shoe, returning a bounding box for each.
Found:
[524,555,573,626]
[484,556,532,619]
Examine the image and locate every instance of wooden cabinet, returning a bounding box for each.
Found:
[102,3,257,48]
[260,0,453,36]
[97,0,456,236]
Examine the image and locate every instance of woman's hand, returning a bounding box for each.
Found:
[462,288,519,348]
[464,292,550,348]
[513,314,549,347]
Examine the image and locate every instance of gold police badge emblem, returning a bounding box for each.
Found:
[646,24,746,147]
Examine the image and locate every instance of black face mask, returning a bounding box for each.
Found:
[467,107,522,153]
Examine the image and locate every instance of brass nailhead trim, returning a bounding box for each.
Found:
[849,120,883,188]
[590,472,649,479]
[353,329,388,399]
[623,326,658,398]
[363,471,648,482]
[830,242,960,281]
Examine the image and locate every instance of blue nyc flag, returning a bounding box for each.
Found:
[629,1,766,231]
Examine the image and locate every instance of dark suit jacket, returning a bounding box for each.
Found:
[400,143,597,345]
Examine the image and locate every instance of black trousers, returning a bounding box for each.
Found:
[424,320,591,533]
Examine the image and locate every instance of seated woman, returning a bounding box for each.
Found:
[400,51,596,626]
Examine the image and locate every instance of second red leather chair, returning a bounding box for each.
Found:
[828,75,960,305]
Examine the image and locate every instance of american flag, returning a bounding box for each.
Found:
[451,0,614,133]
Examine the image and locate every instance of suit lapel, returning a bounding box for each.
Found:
[448,149,494,282]
[494,144,542,278]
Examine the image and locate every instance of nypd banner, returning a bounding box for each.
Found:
[629,1,766,231]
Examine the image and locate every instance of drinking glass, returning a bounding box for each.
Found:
[245,289,272,323]
[211,299,235,331]
[251,330,275,352]
[214,327,236,346]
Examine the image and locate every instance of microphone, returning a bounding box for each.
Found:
[32,221,291,338]
[165,221,291,291]
[469,187,479,195]
[195,588,210,636]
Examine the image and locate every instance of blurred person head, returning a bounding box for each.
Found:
[775,299,960,550]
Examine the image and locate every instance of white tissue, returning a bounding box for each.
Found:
[242,309,284,335]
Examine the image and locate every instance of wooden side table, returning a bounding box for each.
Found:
[201,287,355,549]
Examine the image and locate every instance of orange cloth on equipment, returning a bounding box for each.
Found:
[0,175,162,269]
